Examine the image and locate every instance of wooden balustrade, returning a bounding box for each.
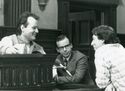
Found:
[0,54,104,91]
[0,54,56,90]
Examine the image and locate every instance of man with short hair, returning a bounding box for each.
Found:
[0,12,46,54]
[53,34,93,84]
[91,25,125,91]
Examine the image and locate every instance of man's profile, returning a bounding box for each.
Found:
[0,11,46,54]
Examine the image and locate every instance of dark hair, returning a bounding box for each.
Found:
[56,34,71,43]
[92,25,120,44]
[16,11,39,35]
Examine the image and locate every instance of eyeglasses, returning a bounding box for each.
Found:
[57,44,71,51]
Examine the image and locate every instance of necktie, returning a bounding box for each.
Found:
[64,59,68,67]
[24,45,27,54]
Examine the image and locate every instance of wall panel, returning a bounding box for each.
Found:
[4,0,31,26]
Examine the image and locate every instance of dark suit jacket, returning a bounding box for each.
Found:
[54,50,93,84]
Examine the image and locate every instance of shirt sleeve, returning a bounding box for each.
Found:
[0,37,14,54]
[56,56,88,84]
[95,52,111,89]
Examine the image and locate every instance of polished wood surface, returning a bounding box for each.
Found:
[0,54,56,90]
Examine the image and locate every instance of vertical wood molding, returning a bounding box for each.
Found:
[4,0,31,27]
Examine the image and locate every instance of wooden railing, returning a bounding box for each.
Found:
[0,54,104,91]
[0,54,56,90]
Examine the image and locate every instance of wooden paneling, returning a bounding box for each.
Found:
[118,34,125,47]
[4,0,31,26]
[58,0,69,35]
[36,29,62,53]
[68,11,96,57]
[68,0,118,5]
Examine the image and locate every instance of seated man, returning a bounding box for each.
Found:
[53,34,94,85]
[0,12,46,54]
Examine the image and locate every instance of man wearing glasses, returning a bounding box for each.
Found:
[53,34,92,84]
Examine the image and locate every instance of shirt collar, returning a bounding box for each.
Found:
[63,52,72,61]
[17,35,33,45]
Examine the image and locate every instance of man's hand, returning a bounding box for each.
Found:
[6,44,26,54]
[53,65,58,78]
[52,65,59,82]
[6,47,19,54]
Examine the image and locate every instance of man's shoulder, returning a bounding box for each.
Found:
[2,34,16,39]
[56,53,62,59]
[1,34,17,42]
[72,50,87,58]
[71,50,88,62]
[70,50,88,64]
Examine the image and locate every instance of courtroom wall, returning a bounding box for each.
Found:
[117,0,125,34]
[0,0,4,26]
[0,0,125,33]
[31,0,58,29]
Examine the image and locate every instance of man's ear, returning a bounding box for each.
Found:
[56,48,60,53]
[70,43,73,48]
[101,40,105,44]
[20,25,25,33]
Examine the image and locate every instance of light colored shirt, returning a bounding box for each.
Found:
[95,43,125,91]
[0,34,46,54]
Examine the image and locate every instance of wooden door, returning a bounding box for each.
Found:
[68,11,96,81]
[68,11,96,55]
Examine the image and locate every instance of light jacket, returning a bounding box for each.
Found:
[0,34,46,54]
[95,43,125,91]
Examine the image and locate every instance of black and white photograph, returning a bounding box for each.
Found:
[0,0,124,91]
